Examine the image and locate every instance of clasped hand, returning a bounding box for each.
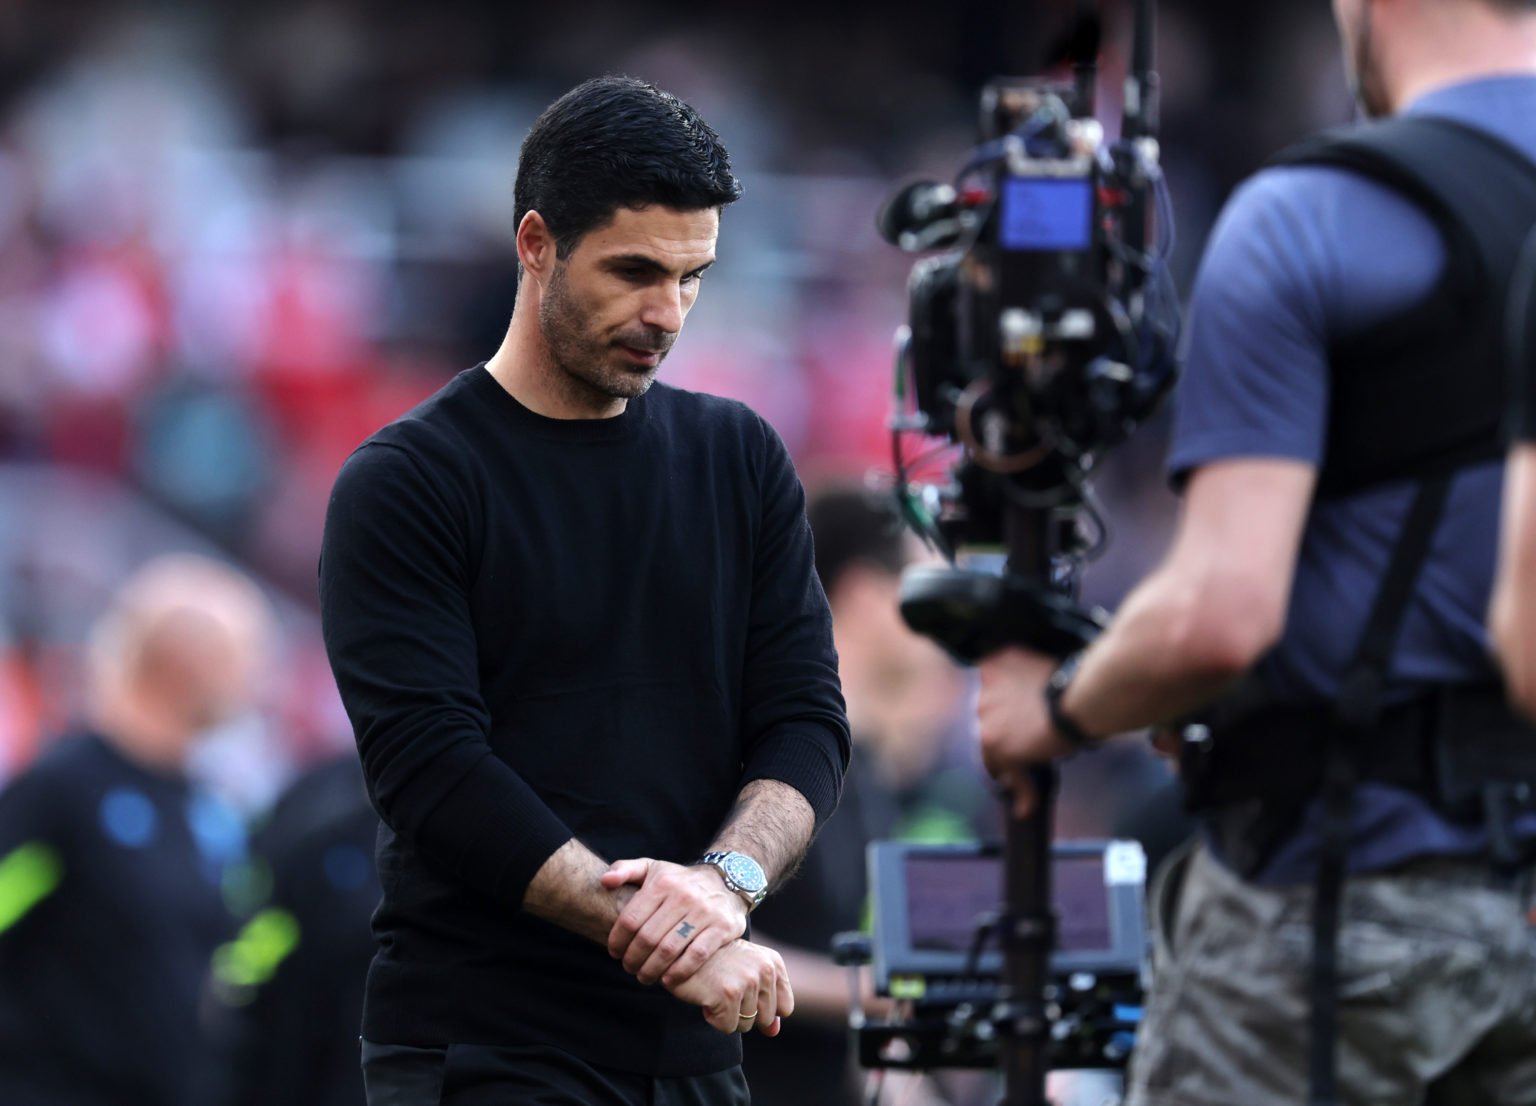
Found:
[601,858,792,1036]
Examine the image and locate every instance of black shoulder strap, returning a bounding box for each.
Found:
[1271,116,1536,497]
[1308,474,1453,1106]
[1334,474,1456,728]
[1508,226,1536,443]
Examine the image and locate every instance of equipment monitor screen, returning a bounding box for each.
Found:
[1000,177,1094,252]
[869,840,1146,999]
[905,852,1111,955]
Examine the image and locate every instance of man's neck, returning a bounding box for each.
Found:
[1388,13,1536,113]
[485,311,626,421]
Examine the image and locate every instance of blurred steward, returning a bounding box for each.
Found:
[0,554,273,1106]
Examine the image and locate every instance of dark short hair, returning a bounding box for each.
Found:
[807,485,910,595]
[513,76,743,258]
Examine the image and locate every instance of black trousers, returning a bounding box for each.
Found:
[361,1040,751,1106]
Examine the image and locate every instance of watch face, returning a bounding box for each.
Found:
[722,853,766,893]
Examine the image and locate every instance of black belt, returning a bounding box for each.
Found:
[1185,683,1536,886]
[1183,683,1536,822]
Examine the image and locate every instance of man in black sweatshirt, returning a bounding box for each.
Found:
[320,76,851,1106]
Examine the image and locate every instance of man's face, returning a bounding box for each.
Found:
[537,204,719,405]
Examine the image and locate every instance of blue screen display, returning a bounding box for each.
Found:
[1000,177,1093,252]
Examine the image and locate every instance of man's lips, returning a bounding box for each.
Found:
[617,344,663,367]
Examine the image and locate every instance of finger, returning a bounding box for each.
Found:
[753,973,777,1030]
[1008,774,1037,819]
[620,914,666,976]
[755,1015,782,1038]
[706,1000,739,1034]
[621,905,685,976]
[980,750,1002,781]
[774,959,794,1018]
[659,925,732,988]
[607,891,663,960]
[979,737,1008,781]
[600,858,652,888]
[635,914,716,985]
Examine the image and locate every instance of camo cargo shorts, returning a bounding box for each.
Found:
[1123,842,1536,1106]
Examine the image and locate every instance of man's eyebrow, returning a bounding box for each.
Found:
[605,254,716,277]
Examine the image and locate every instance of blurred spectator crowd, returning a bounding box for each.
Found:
[0,0,1355,787]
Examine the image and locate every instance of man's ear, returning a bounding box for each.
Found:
[516,211,556,281]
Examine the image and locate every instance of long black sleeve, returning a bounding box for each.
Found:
[737,415,849,826]
[320,443,574,910]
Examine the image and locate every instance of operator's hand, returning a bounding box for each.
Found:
[665,938,793,1036]
[601,858,749,987]
[976,646,1075,818]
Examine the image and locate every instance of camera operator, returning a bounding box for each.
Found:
[975,2,1536,1103]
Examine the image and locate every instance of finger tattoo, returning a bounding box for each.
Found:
[677,921,696,939]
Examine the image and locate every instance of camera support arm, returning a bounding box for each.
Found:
[996,500,1096,1106]
[899,494,1100,1106]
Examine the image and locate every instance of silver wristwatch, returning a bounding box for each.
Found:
[695,850,769,910]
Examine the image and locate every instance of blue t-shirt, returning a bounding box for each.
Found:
[1171,76,1536,883]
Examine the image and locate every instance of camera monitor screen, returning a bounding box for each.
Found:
[905,852,1112,955]
[1000,177,1094,253]
[869,840,1146,1001]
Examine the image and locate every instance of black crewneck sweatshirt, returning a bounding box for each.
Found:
[319,365,849,1075]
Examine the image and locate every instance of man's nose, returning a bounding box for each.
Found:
[639,283,685,334]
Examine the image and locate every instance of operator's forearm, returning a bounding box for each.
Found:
[522,837,636,945]
[1492,443,1536,716]
[1062,567,1248,738]
[709,779,816,888]
[1058,458,1305,739]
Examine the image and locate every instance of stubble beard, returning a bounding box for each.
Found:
[538,263,670,408]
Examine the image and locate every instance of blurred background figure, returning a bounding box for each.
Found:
[0,553,274,1106]
[198,753,379,1106]
[744,483,986,1106]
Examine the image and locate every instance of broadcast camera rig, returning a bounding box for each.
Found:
[862,2,1181,1103]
